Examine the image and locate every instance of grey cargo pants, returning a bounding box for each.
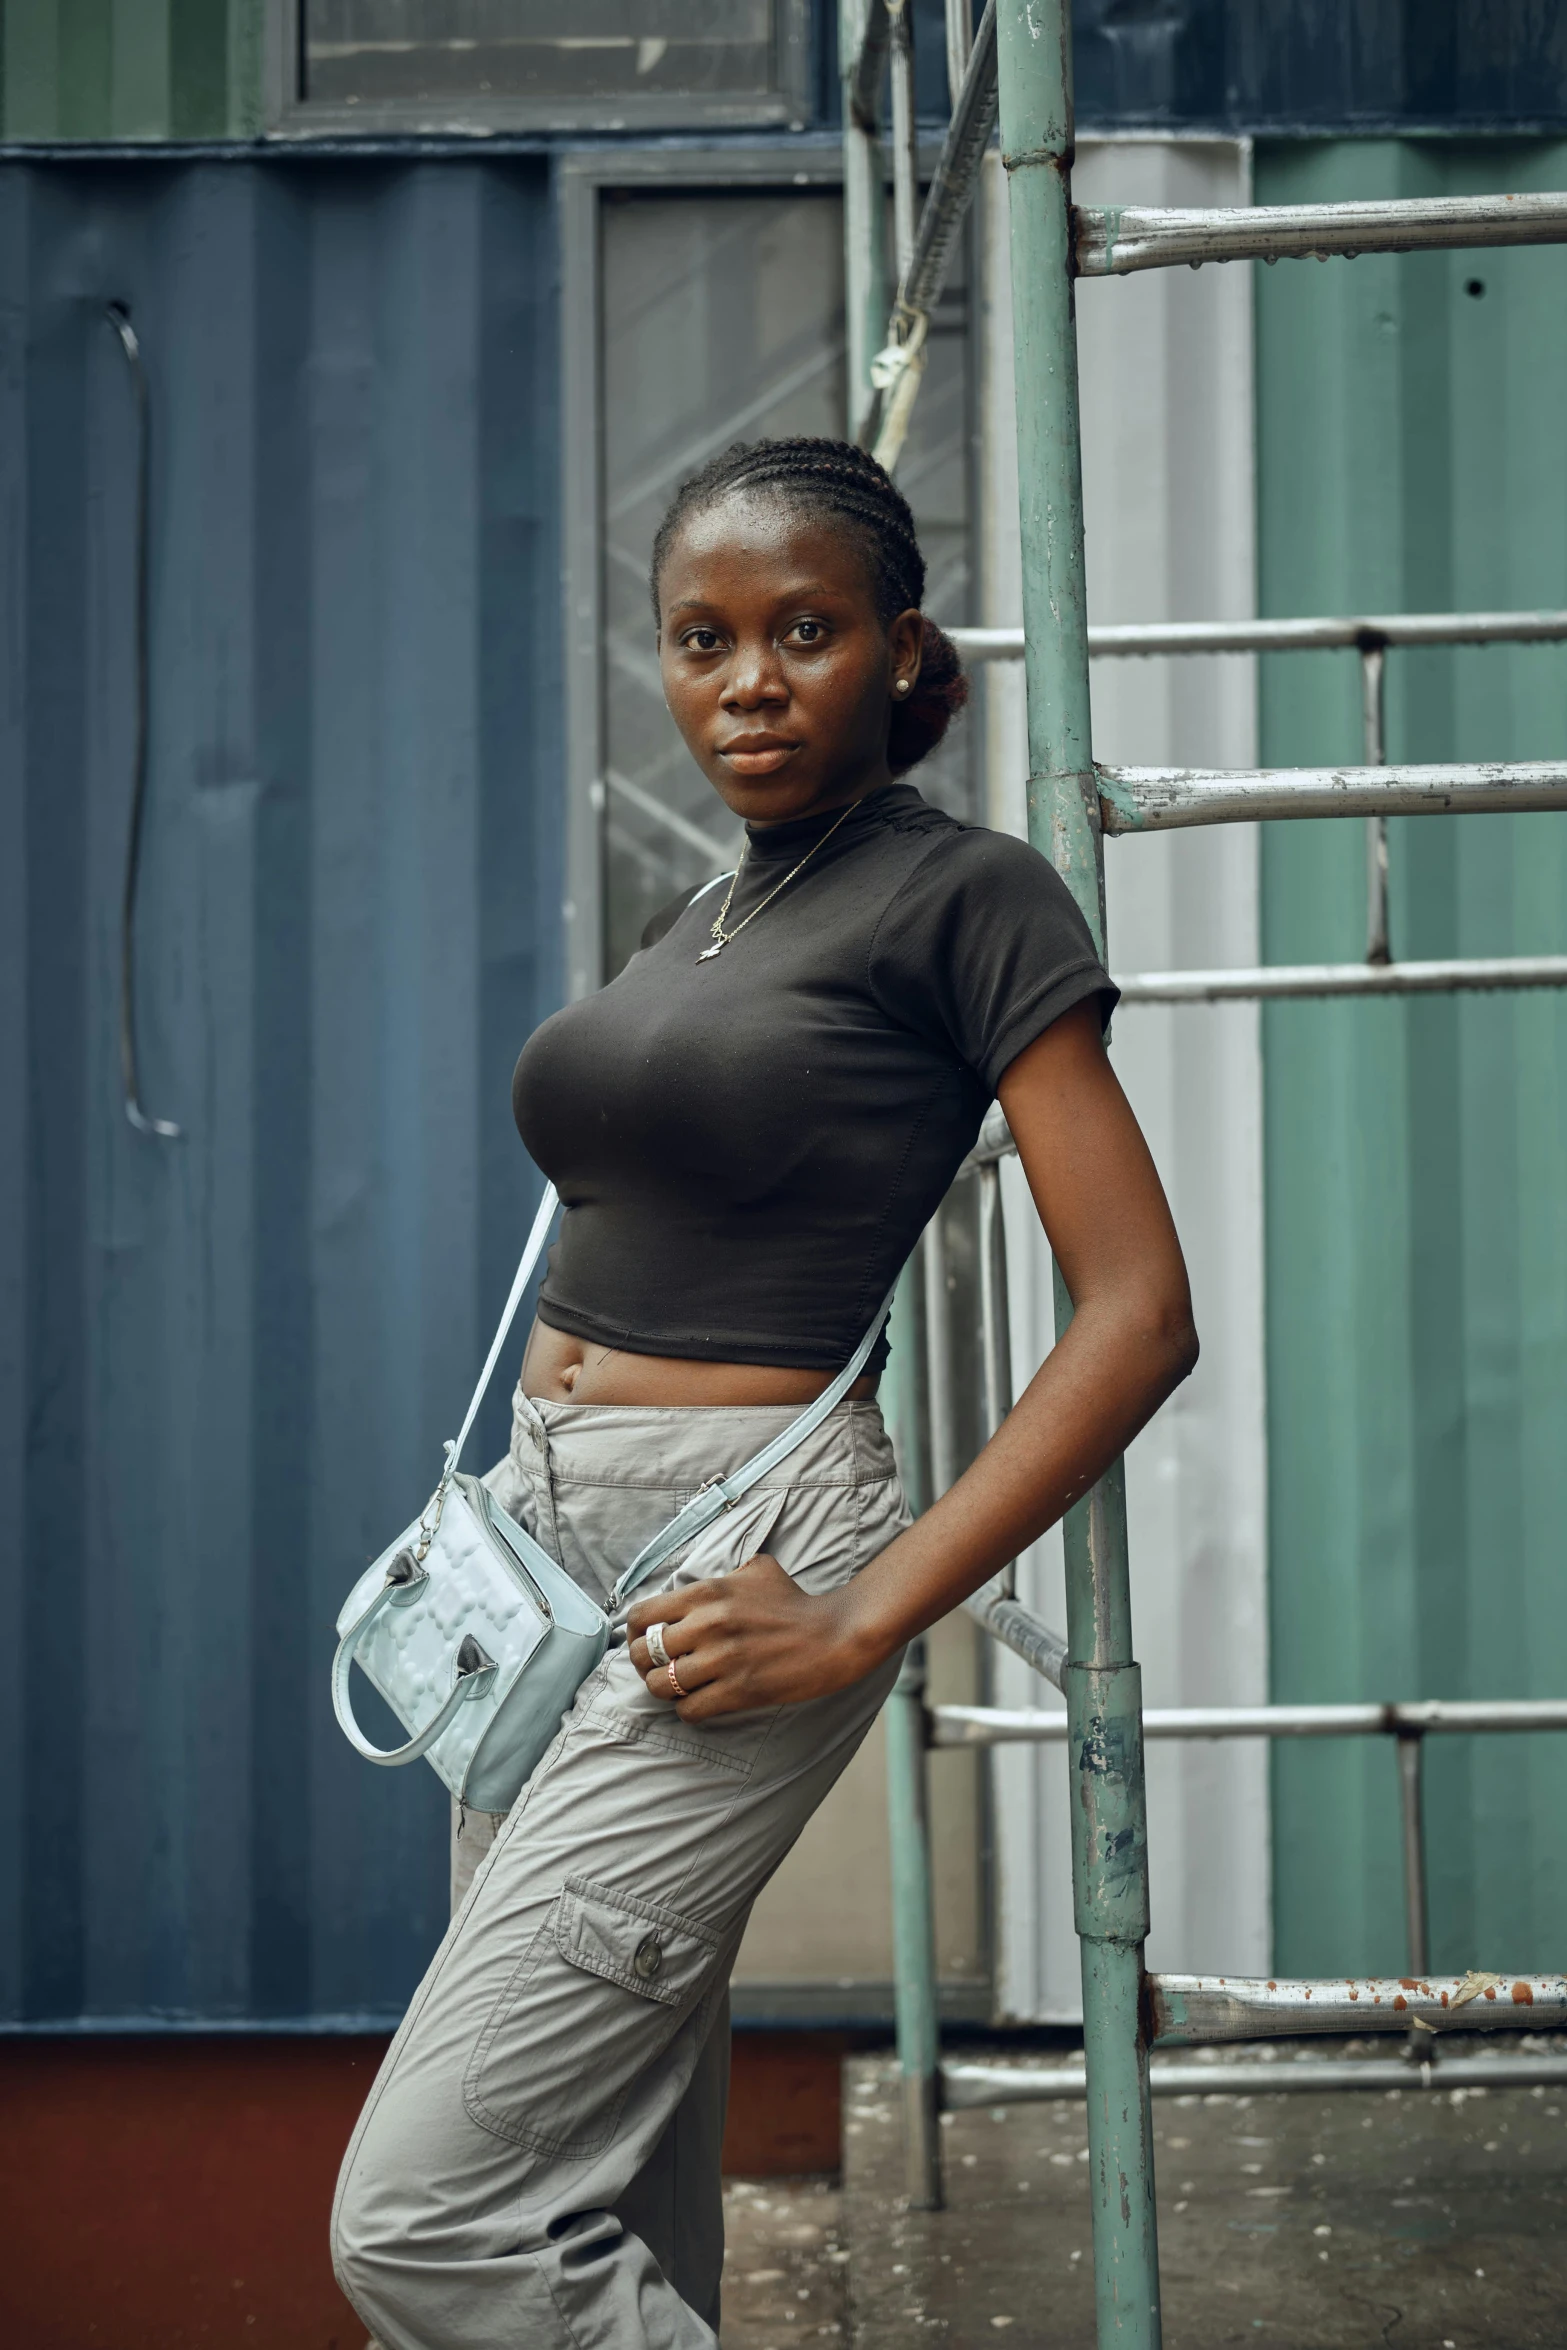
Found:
[332,1386,910,2350]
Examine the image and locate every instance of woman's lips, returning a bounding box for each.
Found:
[718,740,799,776]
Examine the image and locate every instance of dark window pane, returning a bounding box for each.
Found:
[304,0,781,107]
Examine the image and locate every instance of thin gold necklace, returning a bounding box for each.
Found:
[696,799,857,964]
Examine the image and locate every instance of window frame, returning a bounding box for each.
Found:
[267,0,815,137]
[559,144,848,1001]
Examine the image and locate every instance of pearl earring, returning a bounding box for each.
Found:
[895,678,912,695]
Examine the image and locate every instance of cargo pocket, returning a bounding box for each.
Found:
[463,1874,722,2157]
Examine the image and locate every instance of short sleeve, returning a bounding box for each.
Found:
[866,827,1118,1092]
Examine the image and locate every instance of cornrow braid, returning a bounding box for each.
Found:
[650,436,968,777]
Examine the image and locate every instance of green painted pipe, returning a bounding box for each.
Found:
[998,2,1162,2339]
[885,1638,943,2208]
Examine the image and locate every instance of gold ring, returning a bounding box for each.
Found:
[667,1658,685,1698]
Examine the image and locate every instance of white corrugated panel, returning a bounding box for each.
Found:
[977,138,1270,2021]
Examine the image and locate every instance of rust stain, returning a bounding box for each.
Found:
[1267,1980,1276,1992]
[1399,1978,1417,1991]
[1393,1995,1407,2012]
[1483,1985,1497,2001]
[1440,1992,1450,2008]
[1348,1989,1359,2002]
[1512,1981,1534,2005]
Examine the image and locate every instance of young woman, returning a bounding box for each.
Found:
[332,438,1197,2350]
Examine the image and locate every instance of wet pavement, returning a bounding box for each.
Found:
[839,2043,1567,2349]
[723,2176,850,2348]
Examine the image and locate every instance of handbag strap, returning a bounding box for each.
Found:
[444,1181,561,1482]
[609,1278,899,1609]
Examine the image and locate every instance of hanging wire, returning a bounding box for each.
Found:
[104,303,181,1140]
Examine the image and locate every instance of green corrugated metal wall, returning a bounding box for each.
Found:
[0,0,264,139]
[1257,139,1567,1977]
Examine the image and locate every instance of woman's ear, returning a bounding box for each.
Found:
[889,607,924,695]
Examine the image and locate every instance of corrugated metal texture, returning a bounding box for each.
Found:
[0,155,561,2022]
[14,1,1567,149]
[1256,139,1567,1978]
[1073,2,1567,135]
[0,0,264,140]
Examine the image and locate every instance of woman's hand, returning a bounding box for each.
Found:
[626,1555,879,1720]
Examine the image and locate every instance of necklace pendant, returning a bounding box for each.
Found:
[696,941,725,964]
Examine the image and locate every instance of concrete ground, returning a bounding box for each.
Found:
[723,2177,850,2347]
[839,2044,1567,2349]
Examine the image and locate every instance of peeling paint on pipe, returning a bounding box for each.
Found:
[1149,1973,1567,2043]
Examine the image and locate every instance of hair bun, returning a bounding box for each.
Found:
[889,619,970,774]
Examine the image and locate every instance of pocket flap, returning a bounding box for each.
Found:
[553,1875,719,2010]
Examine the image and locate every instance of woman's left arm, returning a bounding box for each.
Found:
[627,999,1198,1717]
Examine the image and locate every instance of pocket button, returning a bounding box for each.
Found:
[632,1934,664,1982]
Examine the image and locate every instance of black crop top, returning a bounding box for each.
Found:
[512,781,1116,1372]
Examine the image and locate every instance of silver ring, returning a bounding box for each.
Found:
[644,1621,670,1670]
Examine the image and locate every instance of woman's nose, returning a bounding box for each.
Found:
[721,645,788,707]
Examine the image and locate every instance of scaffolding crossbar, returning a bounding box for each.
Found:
[951,609,1567,660]
[932,1698,1567,1745]
[1099,760,1567,831]
[944,2051,1567,2107]
[1075,190,1567,277]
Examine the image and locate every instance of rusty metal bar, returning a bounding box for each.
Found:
[949,610,1567,660]
[931,1697,1567,1744]
[1073,190,1567,278]
[1151,1973,1567,2043]
[943,2052,1567,2108]
[1099,762,1567,833]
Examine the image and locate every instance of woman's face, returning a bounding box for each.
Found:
[656,492,923,826]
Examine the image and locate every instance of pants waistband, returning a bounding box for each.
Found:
[505,1387,899,1492]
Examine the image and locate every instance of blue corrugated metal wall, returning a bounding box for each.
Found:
[0,157,562,2023]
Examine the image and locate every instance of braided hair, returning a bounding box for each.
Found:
[650,437,969,776]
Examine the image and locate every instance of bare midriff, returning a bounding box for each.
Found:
[520,1318,879,1408]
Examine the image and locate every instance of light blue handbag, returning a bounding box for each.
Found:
[331,1184,894,1813]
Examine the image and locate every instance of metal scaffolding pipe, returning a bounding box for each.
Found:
[899,0,998,326]
[1098,761,1567,833]
[943,2052,1567,2108]
[1114,956,1567,1002]
[847,0,892,129]
[1151,1974,1567,2044]
[868,2,998,468]
[949,610,1567,661]
[931,1697,1567,1745]
[963,1590,1068,1693]
[1074,190,1567,277]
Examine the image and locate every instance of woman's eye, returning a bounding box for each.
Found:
[790,619,826,644]
[684,628,722,652]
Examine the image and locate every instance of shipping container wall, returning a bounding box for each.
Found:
[0,0,265,139]
[0,156,561,2022]
[1256,138,1567,1978]
[11,1,1567,149]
